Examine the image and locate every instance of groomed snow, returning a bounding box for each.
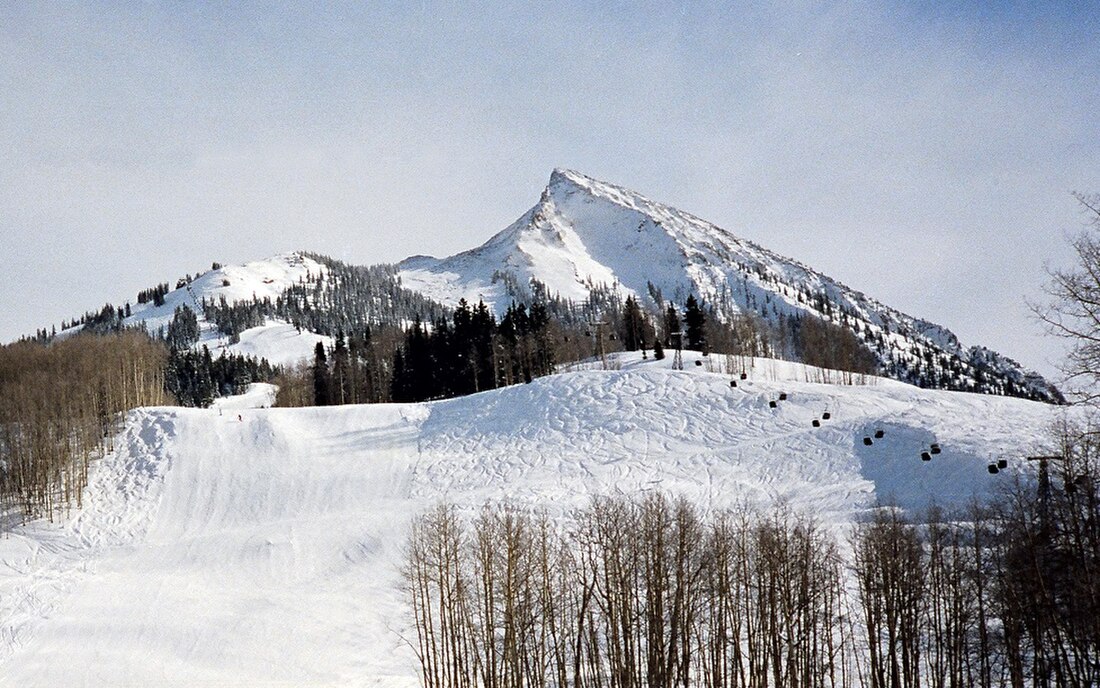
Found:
[210,382,278,411]
[220,323,332,368]
[0,355,1071,686]
[109,251,333,367]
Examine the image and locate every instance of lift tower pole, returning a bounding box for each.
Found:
[588,318,608,370]
[1026,455,1065,538]
[669,330,684,371]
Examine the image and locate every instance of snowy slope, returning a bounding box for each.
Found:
[44,170,1054,399]
[399,169,1059,402]
[121,252,332,365]
[0,357,1071,686]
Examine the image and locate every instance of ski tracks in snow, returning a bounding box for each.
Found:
[0,408,176,668]
[0,358,1072,685]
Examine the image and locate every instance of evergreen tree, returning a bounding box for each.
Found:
[431,317,454,398]
[354,327,380,403]
[529,302,554,377]
[664,305,681,347]
[472,300,497,392]
[653,334,665,360]
[390,348,410,402]
[312,342,332,406]
[165,305,200,351]
[331,331,351,405]
[405,317,435,401]
[451,299,477,396]
[684,295,707,351]
[621,296,644,351]
[499,303,531,383]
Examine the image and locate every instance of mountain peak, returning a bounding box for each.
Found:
[544,168,659,218]
[397,170,1061,403]
[548,167,586,186]
[545,168,598,200]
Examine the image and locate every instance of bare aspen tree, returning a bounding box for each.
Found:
[922,507,983,688]
[0,331,169,529]
[406,504,476,688]
[854,508,926,688]
[394,495,1061,688]
[1034,193,1100,401]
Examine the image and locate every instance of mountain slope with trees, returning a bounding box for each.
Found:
[24,171,1060,403]
[400,169,1060,402]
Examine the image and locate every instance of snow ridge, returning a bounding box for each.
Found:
[44,169,1058,402]
[398,169,1060,403]
[105,251,334,366]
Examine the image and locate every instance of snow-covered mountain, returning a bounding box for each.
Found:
[399,168,1060,402]
[44,168,1058,402]
[119,252,333,366]
[0,355,1070,685]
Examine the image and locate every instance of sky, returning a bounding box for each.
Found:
[2,1,1097,383]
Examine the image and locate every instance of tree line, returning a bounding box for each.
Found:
[164,346,276,408]
[283,299,558,407]
[0,331,170,529]
[201,254,451,340]
[159,304,277,407]
[406,495,855,688]
[406,431,1099,688]
[278,290,882,409]
[0,322,277,529]
[27,249,1061,403]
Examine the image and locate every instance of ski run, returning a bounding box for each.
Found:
[0,353,1072,686]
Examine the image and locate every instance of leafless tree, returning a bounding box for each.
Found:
[1033,192,1100,402]
[0,331,168,529]
[853,508,925,688]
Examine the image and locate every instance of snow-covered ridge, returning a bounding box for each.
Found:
[0,356,1071,684]
[124,251,325,332]
[398,168,1060,403]
[114,251,332,366]
[41,169,1057,401]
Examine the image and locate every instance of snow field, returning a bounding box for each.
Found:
[92,250,334,368]
[0,354,1071,685]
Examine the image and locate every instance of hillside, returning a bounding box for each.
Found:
[0,356,1069,686]
[39,169,1059,403]
[400,169,1060,402]
[52,252,335,367]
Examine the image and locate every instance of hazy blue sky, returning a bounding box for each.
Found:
[2,1,1097,380]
